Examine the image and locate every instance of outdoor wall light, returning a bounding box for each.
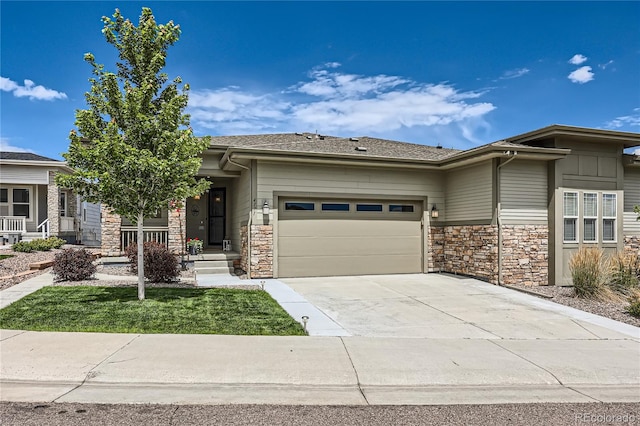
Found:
[193,194,201,200]
[431,205,439,219]
[262,200,270,215]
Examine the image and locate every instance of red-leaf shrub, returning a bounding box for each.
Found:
[53,248,96,281]
[125,241,179,283]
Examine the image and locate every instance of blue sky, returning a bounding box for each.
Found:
[1,1,639,160]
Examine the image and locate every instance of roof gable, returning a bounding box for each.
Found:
[0,152,60,162]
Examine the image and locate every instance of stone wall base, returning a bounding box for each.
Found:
[501,225,548,286]
[243,224,273,279]
[624,236,640,256]
[100,206,121,257]
[442,225,499,283]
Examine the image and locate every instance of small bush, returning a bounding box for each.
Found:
[52,248,96,281]
[627,293,640,318]
[125,241,179,283]
[46,237,66,249]
[29,238,53,251]
[569,247,608,299]
[11,241,33,253]
[608,252,640,295]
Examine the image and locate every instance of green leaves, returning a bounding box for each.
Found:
[58,7,209,224]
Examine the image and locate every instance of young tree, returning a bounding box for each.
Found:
[57,8,210,300]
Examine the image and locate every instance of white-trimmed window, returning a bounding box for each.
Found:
[0,188,8,216]
[583,193,597,242]
[12,188,30,219]
[563,192,578,242]
[602,193,616,242]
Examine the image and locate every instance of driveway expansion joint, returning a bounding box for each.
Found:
[487,339,564,386]
[339,336,370,405]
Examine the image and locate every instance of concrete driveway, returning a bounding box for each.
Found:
[281,273,639,340]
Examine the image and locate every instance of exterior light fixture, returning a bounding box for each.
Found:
[194,194,201,200]
[262,200,270,215]
[431,205,439,218]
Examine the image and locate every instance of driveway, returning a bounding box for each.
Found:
[281,273,639,340]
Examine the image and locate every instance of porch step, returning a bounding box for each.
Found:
[196,266,235,275]
[18,232,43,243]
[193,258,236,275]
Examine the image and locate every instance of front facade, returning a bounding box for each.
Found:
[100,125,640,286]
[0,152,101,245]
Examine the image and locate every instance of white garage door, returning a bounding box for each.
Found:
[277,198,423,278]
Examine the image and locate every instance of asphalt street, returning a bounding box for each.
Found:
[2,402,639,425]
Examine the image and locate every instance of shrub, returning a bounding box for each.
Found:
[46,236,66,249]
[569,247,608,299]
[11,241,33,253]
[29,238,53,251]
[125,241,179,283]
[627,292,640,318]
[52,248,96,281]
[608,252,640,296]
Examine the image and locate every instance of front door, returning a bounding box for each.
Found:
[208,188,226,246]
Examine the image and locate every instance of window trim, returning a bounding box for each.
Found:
[563,191,578,243]
[1,186,34,221]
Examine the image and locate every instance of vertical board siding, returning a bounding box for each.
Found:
[499,160,548,225]
[445,161,493,222]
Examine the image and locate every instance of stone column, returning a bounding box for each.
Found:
[427,226,445,272]
[240,225,248,274]
[47,171,60,236]
[101,205,121,256]
[168,200,186,255]
[250,224,273,278]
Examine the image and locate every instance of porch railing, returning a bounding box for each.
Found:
[37,218,50,239]
[60,217,76,233]
[121,226,169,250]
[0,216,26,234]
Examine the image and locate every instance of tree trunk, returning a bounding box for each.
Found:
[137,212,145,300]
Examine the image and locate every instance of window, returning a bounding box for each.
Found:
[563,192,578,242]
[389,204,414,212]
[0,188,7,203]
[322,203,349,211]
[583,193,597,242]
[59,192,67,217]
[12,189,30,218]
[602,193,616,242]
[284,202,315,211]
[356,204,383,212]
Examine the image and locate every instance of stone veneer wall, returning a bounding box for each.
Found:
[501,225,548,286]
[427,226,445,272]
[167,203,186,255]
[101,205,121,256]
[250,224,273,278]
[443,225,499,283]
[47,171,60,236]
[624,236,640,256]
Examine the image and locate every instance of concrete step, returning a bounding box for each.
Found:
[196,252,241,261]
[194,260,232,268]
[195,266,235,275]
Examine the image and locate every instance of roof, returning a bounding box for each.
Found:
[0,151,60,162]
[507,124,640,148]
[210,133,460,161]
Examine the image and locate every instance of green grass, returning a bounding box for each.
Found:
[0,254,14,260]
[0,286,306,335]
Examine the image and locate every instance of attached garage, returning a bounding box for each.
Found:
[277,198,424,278]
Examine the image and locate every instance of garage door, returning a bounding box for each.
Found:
[277,198,423,278]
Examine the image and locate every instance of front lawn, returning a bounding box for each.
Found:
[0,286,306,335]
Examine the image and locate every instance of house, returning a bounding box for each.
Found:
[0,152,101,245]
[99,125,640,286]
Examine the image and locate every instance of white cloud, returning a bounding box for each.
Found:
[188,64,496,143]
[568,54,588,65]
[499,68,530,80]
[0,76,67,101]
[568,66,594,84]
[0,137,35,153]
[598,60,614,70]
[605,108,640,129]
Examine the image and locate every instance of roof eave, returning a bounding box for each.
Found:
[0,159,73,172]
[507,124,640,148]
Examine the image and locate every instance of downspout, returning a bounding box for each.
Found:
[496,151,517,285]
[227,157,252,279]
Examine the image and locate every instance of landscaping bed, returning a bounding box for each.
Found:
[0,286,306,335]
[0,249,61,291]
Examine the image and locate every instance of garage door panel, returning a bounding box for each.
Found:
[280,220,420,237]
[279,235,421,257]
[278,254,422,278]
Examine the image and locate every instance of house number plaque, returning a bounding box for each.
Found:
[191,206,200,216]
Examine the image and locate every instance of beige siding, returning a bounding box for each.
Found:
[623,212,640,235]
[445,161,493,222]
[499,160,548,225]
[0,165,49,184]
[257,161,444,211]
[623,168,640,212]
[229,168,250,249]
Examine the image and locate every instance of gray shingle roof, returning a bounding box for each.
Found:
[0,152,60,162]
[210,133,460,161]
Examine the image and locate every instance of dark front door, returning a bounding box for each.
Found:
[208,188,226,246]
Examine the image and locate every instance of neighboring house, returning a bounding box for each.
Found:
[0,152,101,245]
[99,125,640,286]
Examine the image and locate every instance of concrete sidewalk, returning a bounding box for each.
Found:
[1,329,639,405]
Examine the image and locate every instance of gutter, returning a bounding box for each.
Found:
[496,151,518,286]
[226,157,252,279]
